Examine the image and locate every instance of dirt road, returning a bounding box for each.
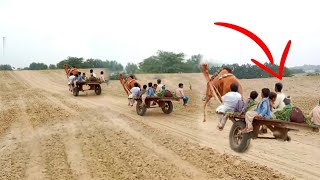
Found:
[1,70,319,179]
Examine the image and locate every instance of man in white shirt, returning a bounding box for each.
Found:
[216,83,242,130]
[90,69,97,78]
[309,100,320,126]
[156,79,163,93]
[128,82,141,106]
[68,72,76,92]
[272,82,286,113]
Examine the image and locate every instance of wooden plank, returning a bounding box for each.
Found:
[231,113,319,132]
[85,82,101,85]
[134,97,179,101]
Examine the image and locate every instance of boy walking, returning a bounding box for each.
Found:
[175,83,189,107]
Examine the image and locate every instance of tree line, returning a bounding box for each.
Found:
[0,50,307,79]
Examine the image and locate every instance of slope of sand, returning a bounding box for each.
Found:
[0,70,319,180]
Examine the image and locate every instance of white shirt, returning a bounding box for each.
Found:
[156,83,163,92]
[100,75,105,81]
[68,75,75,84]
[90,72,97,78]
[273,92,285,112]
[216,92,242,113]
[222,91,242,109]
[130,87,141,97]
[310,105,320,125]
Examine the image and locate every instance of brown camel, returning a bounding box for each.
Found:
[64,64,79,78]
[201,64,243,122]
[119,74,141,96]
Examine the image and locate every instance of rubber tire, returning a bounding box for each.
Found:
[73,87,79,96]
[95,85,101,95]
[136,100,147,116]
[161,101,173,114]
[229,121,252,153]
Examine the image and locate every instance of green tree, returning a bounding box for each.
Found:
[86,59,104,68]
[49,64,56,69]
[56,57,85,69]
[184,54,202,73]
[125,63,138,74]
[0,64,13,71]
[139,50,185,73]
[102,60,124,72]
[29,62,48,70]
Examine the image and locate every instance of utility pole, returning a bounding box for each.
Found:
[2,37,5,57]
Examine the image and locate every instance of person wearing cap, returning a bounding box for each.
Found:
[175,83,189,107]
[309,100,320,126]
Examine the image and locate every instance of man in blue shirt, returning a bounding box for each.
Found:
[147,82,155,97]
[75,72,85,91]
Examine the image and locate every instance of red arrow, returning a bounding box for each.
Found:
[214,22,291,80]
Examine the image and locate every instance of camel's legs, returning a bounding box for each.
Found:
[203,96,211,122]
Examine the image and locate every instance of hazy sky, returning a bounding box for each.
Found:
[0,0,319,68]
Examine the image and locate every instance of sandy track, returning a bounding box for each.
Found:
[0,70,319,179]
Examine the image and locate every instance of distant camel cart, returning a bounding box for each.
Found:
[63,64,103,96]
[72,80,102,96]
[228,113,319,153]
[134,96,180,116]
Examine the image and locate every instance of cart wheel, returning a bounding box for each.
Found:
[73,87,79,96]
[136,100,147,116]
[95,85,101,95]
[229,121,252,152]
[161,101,173,114]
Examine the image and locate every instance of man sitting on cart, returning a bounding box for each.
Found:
[241,91,259,114]
[147,82,155,97]
[216,83,242,130]
[128,82,141,106]
[75,72,85,91]
[68,72,76,92]
[309,100,320,127]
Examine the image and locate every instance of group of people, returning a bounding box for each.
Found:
[127,78,189,107]
[68,68,107,91]
[215,82,320,133]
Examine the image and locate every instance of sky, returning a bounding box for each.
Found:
[0,0,319,68]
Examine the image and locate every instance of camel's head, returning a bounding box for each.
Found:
[119,73,123,80]
[200,64,209,71]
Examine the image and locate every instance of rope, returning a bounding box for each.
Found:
[208,81,222,104]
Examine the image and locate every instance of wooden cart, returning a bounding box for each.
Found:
[228,113,319,153]
[72,81,102,96]
[134,96,180,116]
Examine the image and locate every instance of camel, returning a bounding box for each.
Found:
[64,64,79,78]
[119,73,141,95]
[201,64,243,122]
